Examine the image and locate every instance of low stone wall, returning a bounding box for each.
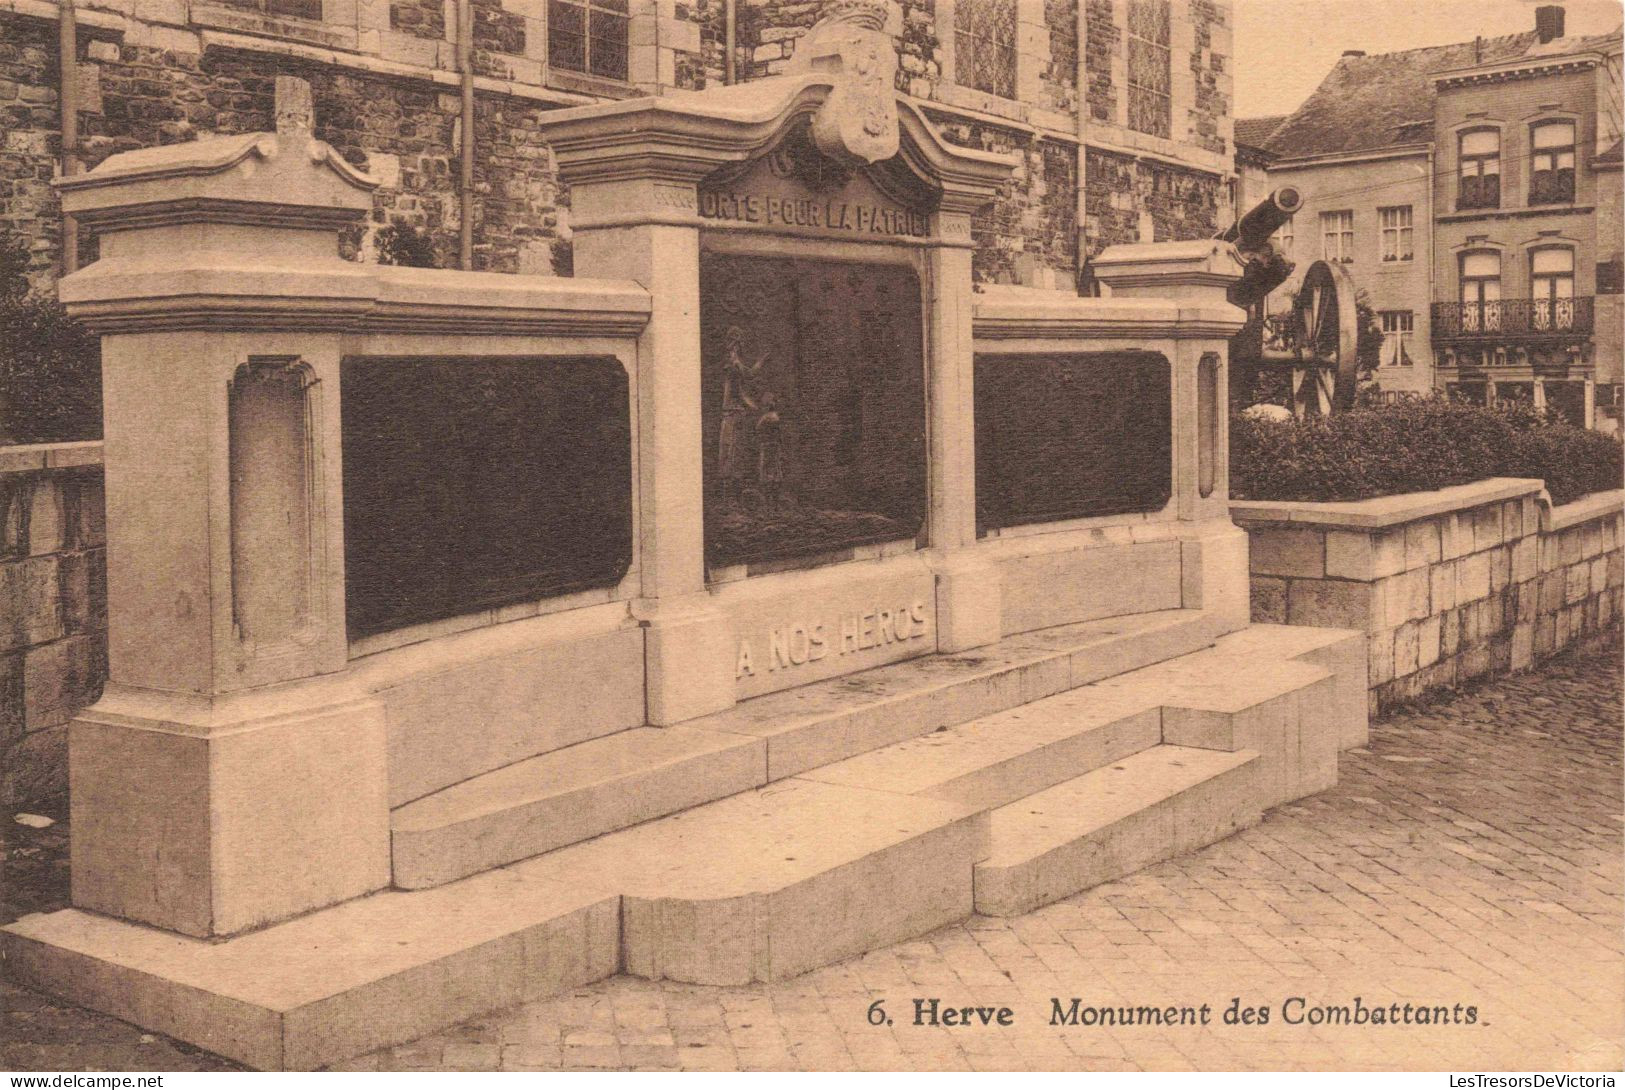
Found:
[1234,479,1624,716]
[0,443,106,812]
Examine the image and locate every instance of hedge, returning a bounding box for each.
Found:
[1231,397,1623,507]
[0,235,101,444]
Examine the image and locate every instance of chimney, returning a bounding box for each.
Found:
[1536,5,1565,43]
[1342,49,1366,58]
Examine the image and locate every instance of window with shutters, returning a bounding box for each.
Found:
[1320,210,1354,263]
[1529,121,1576,205]
[955,0,1017,98]
[1126,0,1171,138]
[549,0,629,81]
[1458,129,1501,210]
[1379,206,1413,262]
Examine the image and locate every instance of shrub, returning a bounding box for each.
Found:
[1231,396,1623,507]
[0,234,101,444]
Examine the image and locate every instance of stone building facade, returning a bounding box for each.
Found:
[0,0,1235,296]
[1430,27,1624,431]
[1240,7,1623,422]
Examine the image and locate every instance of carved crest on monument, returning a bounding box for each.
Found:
[790,0,900,167]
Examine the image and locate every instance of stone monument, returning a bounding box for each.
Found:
[1,7,1367,1069]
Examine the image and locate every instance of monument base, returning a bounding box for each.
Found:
[5,618,1366,1069]
[68,694,390,939]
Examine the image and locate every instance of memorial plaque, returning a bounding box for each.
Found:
[975,352,1172,534]
[700,254,927,568]
[341,356,632,637]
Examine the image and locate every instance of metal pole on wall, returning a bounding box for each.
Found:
[59,0,80,276]
[724,0,736,85]
[458,0,475,270]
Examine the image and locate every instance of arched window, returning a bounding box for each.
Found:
[1530,121,1577,205]
[1530,248,1575,330]
[1459,251,1502,331]
[1458,129,1501,210]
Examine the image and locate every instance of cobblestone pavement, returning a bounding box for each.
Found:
[5,638,1622,1073]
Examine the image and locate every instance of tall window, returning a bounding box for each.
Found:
[1320,210,1354,263]
[1459,250,1502,331]
[1530,121,1577,205]
[1126,0,1171,139]
[1276,215,1294,256]
[1458,129,1501,210]
[1530,248,1575,331]
[955,0,1017,98]
[549,0,629,81]
[1378,311,1414,367]
[1379,206,1413,262]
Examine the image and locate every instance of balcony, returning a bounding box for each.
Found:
[1431,297,1594,343]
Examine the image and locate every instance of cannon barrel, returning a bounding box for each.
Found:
[1221,186,1303,249]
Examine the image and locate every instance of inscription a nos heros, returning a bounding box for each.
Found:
[737,602,930,679]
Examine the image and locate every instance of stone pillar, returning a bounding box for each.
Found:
[567,179,735,726]
[927,213,1002,652]
[52,96,392,937]
[1094,238,1250,625]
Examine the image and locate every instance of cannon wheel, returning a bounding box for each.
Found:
[1291,260,1360,417]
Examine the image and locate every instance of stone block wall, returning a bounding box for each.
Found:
[1235,479,1625,717]
[0,443,106,812]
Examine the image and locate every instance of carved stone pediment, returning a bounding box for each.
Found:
[788,1,900,167]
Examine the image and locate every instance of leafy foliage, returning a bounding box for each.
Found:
[0,234,101,443]
[1231,395,1623,507]
[374,223,441,269]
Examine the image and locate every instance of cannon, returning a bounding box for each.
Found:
[1223,187,1362,417]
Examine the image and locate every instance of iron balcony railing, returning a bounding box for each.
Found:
[1431,297,1595,342]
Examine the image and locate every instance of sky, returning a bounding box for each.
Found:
[1232,0,1625,119]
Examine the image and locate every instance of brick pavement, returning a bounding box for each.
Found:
[4,637,1622,1072]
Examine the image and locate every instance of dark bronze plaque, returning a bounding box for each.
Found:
[341,356,632,638]
[700,254,927,568]
[975,352,1172,534]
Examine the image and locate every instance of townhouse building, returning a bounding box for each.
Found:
[1240,6,1622,423]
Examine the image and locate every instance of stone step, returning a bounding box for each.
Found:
[389,607,1221,890]
[698,607,1224,780]
[3,618,1360,1071]
[391,726,767,889]
[3,778,983,1070]
[800,686,1163,812]
[973,745,1262,917]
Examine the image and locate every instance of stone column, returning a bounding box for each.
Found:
[52,95,393,938]
[566,178,736,725]
[1094,238,1250,625]
[926,212,1002,652]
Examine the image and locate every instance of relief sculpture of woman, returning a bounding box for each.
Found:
[718,325,768,507]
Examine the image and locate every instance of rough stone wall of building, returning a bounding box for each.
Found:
[0,13,569,281]
[1241,483,1625,715]
[1082,145,1220,260]
[722,0,940,97]
[1185,0,1225,156]
[391,0,447,41]
[0,448,105,813]
[1040,0,1077,115]
[929,110,1078,288]
[1083,0,1117,123]
[0,16,65,287]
